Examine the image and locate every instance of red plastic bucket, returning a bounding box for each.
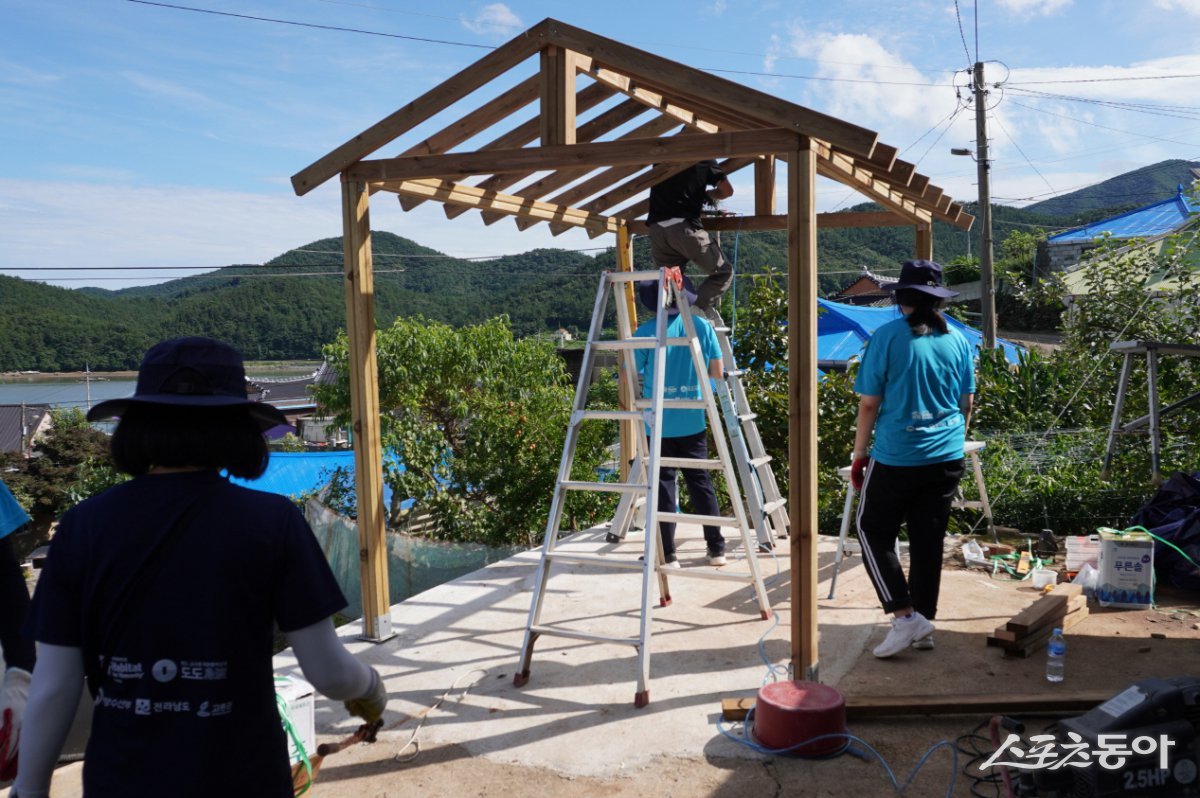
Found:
[753,680,847,756]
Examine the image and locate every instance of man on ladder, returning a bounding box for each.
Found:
[633,274,727,567]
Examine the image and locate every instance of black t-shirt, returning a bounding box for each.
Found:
[27,470,347,797]
[646,160,727,224]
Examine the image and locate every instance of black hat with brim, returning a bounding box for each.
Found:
[86,337,288,432]
[886,259,959,299]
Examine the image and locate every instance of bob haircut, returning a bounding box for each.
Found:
[110,403,269,479]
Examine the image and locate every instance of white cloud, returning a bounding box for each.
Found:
[994,0,1073,16]
[120,71,226,113]
[460,4,524,38]
[1153,0,1200,15]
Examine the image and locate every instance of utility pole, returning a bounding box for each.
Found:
[973,61,998,349]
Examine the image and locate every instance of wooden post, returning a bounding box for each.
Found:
[915,222,933,260]
[754,156,776,216]
[616,224,637,481]
[787,138,819,680]
[341,179,394,642]
[540,46,576,146]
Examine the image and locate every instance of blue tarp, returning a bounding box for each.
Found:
[1048,188,1199,243]
[815,299,1024,365]
[230,450,409,509]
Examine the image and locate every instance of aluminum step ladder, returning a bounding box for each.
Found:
[513,268,772,708]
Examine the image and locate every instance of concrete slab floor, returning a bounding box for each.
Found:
[9,525,1200,797]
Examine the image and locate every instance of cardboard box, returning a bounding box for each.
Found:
[1096,529,1154,609]
[275,675,316,765]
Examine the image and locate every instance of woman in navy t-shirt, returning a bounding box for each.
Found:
[14,338,388,797]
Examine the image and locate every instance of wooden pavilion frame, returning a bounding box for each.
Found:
[291,18,973,678]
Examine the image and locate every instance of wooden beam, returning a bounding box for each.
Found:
[540,46,576,146]
[340,180,392,642]
[755,156,775,215]
[916,222,933,260]
[626,209,915,234]
[347,128,800,183]
[545,18,878,157]
[292,20,546,195]
[582,62,722,133]
[788,137,819,679]
[724,692,1112,721]
[616,224,637,483]
[384,178,619,234]
[813,142,930,226]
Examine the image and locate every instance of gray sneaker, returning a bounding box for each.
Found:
[872,613,935,658]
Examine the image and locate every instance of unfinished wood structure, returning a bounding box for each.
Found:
[292,18,973,671]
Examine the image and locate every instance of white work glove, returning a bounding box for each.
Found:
[0,666,32,781]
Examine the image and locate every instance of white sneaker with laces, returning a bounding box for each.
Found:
[872,613,935,658]
[707,552,727,566]
[911,635,935,650]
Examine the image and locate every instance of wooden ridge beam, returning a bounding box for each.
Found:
[382,178,619,234]
[292,19,547,195]
[544,18,878,157]
[625,209,915,234]
[347,128,801,183]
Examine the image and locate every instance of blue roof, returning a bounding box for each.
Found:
[1048,186,1200,243]
[815,299,1024,365]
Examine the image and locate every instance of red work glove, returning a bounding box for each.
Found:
[850,457,870,492]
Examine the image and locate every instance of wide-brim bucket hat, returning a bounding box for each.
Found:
[86,337,288,431]
[886,259,959,299]
[637,273,699,314]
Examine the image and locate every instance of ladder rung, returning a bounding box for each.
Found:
[658,457,722,469]
[713,326,731,334]
[634,398,707,410]
[575,410,642,423]
[657,512,737,526]
[726,369,746,377]
[956,500,985,510]
[561,481,649,493]
[762,499,787,514]
[530,625,640,647]
[591,339,656,351]
[737,412,759,422]
[749,455,773,468]
[545,552,645,571]
[606,270,665,283]
[667,568,761,584]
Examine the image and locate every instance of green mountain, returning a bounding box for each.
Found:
[1024,159,1200,219]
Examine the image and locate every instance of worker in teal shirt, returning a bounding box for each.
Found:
[850,260,975,658]
[633,275,727,566]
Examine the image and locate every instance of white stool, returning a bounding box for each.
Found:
[827,440,995,600]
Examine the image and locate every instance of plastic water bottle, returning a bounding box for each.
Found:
[1046,628,1065,683]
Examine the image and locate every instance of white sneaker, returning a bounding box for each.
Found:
[872,613,935,658]
[707,552,727,566]
[911,635,935,650]
[660,559,681,570]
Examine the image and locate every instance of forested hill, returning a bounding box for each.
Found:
[1025,159,1200,218]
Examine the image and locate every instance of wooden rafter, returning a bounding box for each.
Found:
[345,128,802,184]
[813,141,929,225]
[291,20,547,195]
[379,178,619,234]
[582,62,722,134]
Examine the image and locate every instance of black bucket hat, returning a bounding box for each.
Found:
[87,337,288,431]
[886,259,959,299]
[637,273,699,314]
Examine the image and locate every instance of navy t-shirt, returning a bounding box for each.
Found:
[647,160,727,224]
[27,470,347,797]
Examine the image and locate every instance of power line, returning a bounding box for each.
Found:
[1005,87,1200,122]
[1007,100,1200,147]
[1007,73,1200,85]
[991,113,1057,195]
[953,0,973,69]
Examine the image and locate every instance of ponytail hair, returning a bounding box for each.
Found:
[895,288,949,336]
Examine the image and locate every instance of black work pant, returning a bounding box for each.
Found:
[0,535,34,671]
[855,458,965,620]
[652,432,725,559]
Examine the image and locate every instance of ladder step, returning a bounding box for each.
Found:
[546,552,645,571]
[575,410,642,423]
[606,270,665,283]
[957,500,986,510]
[737,412,759,422]
[657,512,737,526]
[634,398,707,410]
[561,481,649,493]
[530,625,640,648]
[762,498,787,514]
[726,369,746,377]
[591,337,692,351]
[667,568,763,584]
[658,457,722,470]
[748,455,773,468]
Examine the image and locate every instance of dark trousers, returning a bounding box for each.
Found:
[647,221,733,311]
[652,432,725,559]
[855,458,965,620]
[0,535,34,671]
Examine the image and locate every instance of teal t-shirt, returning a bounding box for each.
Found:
[854,317,975,467]
[0,480,30,540]
[634,313,721,438]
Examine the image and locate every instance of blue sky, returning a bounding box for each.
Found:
[2,0,1198,287]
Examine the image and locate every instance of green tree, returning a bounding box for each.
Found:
[314,317,616,547]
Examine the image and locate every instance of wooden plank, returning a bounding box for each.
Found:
[386,178,619,234]
[1006,584,1083,635]
[788,137,820,678]
[545,18,879,157]
[292,21,547,195]
[539,46,576,146]
[583,62,722,133]
[616,224,637,483]
[721,691,1113,721]
[346,128,800,183]
[755,155,775,215]
[915,223,933,260]
[340,180,391,641]
[626,209,915,234]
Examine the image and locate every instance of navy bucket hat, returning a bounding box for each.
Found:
[87,337,288,431]
[637,274,698,314]
[886,259,959,299]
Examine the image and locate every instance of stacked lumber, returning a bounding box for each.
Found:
[987,583,1089,657]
